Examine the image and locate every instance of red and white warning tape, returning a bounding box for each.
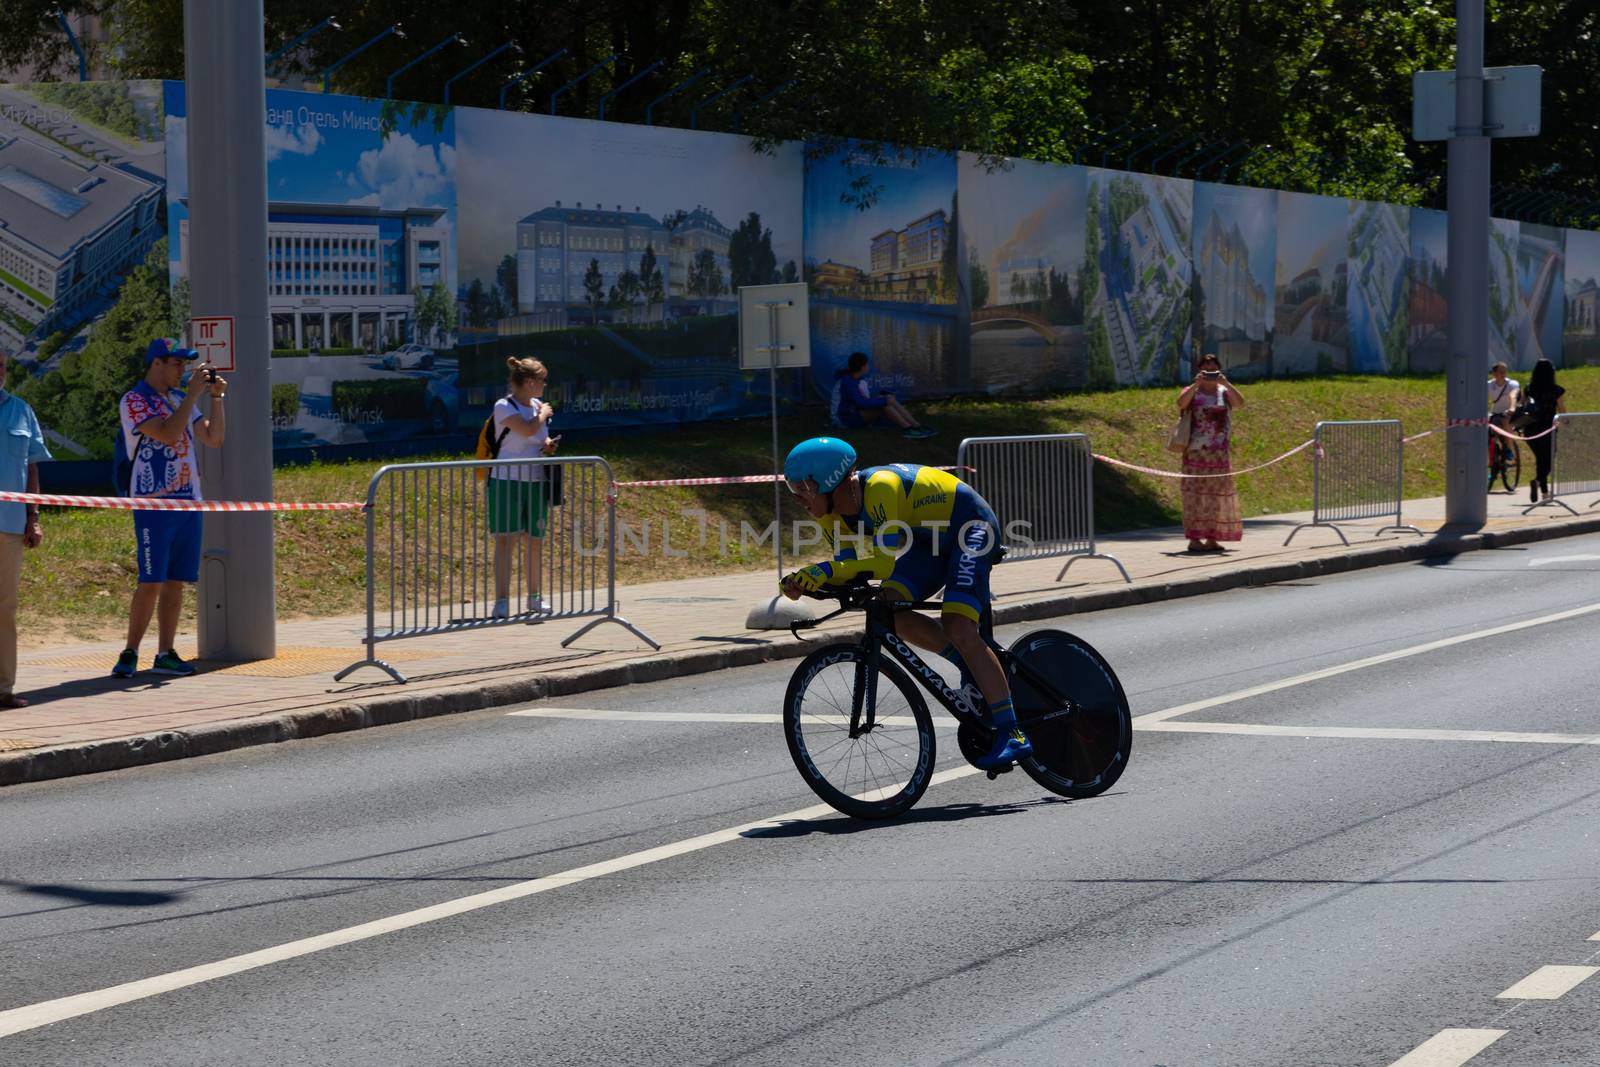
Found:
[0,490,364,512]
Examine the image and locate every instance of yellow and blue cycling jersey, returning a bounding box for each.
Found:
[818,463,1000,621]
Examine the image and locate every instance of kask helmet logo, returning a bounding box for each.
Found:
[824,454,853,491]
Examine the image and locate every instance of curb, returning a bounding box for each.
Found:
[6,512,1600,788]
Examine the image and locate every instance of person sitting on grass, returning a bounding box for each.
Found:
[831,351,935,439]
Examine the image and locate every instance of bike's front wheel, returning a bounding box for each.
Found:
[1007,629,1132,799]
[783,644,936,819]
[1500,440,1522,492]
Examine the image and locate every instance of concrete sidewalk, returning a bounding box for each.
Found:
[3,489,1597,786]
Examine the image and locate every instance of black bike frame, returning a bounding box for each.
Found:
[846,597,1076,739]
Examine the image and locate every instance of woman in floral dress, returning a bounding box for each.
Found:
[1177,353,1244,552]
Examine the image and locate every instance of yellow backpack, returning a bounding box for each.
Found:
[474,396,512,482]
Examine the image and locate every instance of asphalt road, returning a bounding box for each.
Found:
[4,534,1600,1066]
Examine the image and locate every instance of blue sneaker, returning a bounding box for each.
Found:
[974,726,1032,770]
[110,649,138,678]
[150,649,197,677]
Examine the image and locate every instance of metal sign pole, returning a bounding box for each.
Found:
[755,298,794,579]
[186,0,276,659]
[768,301,784,578]
[1445,0,1489,529]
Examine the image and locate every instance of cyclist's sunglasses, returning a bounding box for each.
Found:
[784,477,813,496]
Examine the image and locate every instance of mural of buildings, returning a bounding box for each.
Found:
[515,201,671,322]
[1086,169,1193,386]
[180,202,448,352]
[1272,192,1349,375]
[1196,213,1268,341]
[0,131,161,348]
[810,259,864,296]
[1565,228,1600,366]
[862,208,947,302]
[1349,200,1409,373]
[668,205,732,301]
[1191,184,1274,376]
[1514,222,1564,368]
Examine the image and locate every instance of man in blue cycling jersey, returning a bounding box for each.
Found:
[777,436,1031,770]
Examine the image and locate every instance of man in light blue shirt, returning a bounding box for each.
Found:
[0,353,50,708]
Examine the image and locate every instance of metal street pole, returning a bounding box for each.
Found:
[186,0,276,660]
[1445,0,1489,528]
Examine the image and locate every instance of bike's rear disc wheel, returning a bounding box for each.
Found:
[1007,629,1132,798]
[783,644,936,819]
[1501,442,1521,491]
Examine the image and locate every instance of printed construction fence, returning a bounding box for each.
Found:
[956,433,1130,583]
[1525,412,1600,517]
[1284,420,1422,546]
[337,456,657,683]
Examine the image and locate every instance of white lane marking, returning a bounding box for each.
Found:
[1386,1028,1506,1067]
[1530,554,1600,567]
[508,708,957,730]
[510,708,784,724]
[1139,721,1600,746]
[1495,964,1600,1000]
[1136,601,1600,725]
[0,766,979,1040]
[524,711,1600,748]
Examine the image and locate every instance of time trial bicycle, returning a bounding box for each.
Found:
[782,580,1132,819]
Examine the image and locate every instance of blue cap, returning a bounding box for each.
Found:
[144,338,197,364]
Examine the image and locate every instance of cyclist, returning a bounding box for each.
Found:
[1487,360,1520,467]
[777,436,1031,770]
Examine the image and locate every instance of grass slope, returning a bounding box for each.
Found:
[25,369,1598,641]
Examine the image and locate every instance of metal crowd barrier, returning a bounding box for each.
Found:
[1284,420,1422,546]
[1525,412,1600,517]
[956,433,1130,583]
[337,456,657,683]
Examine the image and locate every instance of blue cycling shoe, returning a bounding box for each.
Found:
[974,726,1032,770]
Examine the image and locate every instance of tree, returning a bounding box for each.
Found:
[968,247,989,309]
[582,258,605,324]
[12,238,171,459]
[168,276,191,339]
[465,279,488,327]
[7,4,1590,217]
[687,248,725,300]
[412,284,457,344]
[496,254,519,313]
[781,260,799,284]
[616,269,642,323]
[638,245,662,320]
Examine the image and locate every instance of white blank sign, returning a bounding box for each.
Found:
[738,283,811,371]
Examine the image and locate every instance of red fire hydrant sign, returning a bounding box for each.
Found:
[190,316,235,371]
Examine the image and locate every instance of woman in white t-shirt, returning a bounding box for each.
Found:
[488,357,561,618]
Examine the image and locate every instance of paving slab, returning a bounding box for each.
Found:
[2,489,1597,786]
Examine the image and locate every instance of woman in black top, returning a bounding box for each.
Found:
[1522,358,1567,502]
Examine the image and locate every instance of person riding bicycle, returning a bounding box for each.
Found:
[1487,361,1520,466]
[777,436,1032,771]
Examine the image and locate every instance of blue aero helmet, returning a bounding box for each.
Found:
[784,437,857,495]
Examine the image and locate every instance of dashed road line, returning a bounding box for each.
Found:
[1495,964,1600,1000]
[1386,1028,1507,1067]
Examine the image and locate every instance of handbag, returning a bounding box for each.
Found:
[1509,396,1542,432]
[1166,409,1192,453]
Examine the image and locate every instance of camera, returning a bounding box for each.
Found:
[205,367,219,384]
[1199,369,1222,380]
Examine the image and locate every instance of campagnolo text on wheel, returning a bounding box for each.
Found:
[775,437,1134,820]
